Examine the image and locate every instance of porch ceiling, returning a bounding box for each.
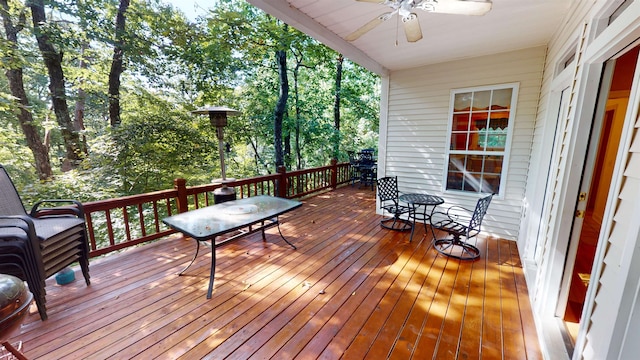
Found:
[247,0,573,75]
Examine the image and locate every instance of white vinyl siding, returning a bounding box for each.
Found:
[382,46,546,241]
[520,0,640,358]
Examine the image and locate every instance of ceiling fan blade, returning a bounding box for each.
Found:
[345,12,392,41]
[402,13,423,43]
[418,0,492,16]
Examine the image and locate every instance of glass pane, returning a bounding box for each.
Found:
[471,112,488,130]
[486,132,507,149]
[452,113,471,131]
[454,92,472,111]
[489,111,509,129]
[482,174,501,193]
[448,154,466,171]
[466,155,484,172]
[450,132,469,150]
[492,88,513,108]
[472,90,491,110]
[483,155,503,173]
[446,171,464,190]
[462,172,483,192]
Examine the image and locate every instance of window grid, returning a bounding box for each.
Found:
[445,84,518,195]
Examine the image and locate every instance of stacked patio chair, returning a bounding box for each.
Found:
[0,165,90,320]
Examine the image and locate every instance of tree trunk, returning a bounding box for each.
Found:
[293,63,302,170]
[29,0,85,169]
[74,43,88,133]
[333,54,343,159]
[109,0,130,128]
[274,48,288,168]
[1,0,52,180]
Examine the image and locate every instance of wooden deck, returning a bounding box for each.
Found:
[7,186,541,359]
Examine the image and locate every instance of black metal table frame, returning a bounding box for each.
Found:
[398,193,445,242]
[162,196,301,299]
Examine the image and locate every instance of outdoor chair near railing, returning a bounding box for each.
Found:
[0,165,91,321]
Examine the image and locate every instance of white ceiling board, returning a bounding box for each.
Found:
[248,0,573,74]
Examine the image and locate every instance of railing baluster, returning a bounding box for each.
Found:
[138,203,146,237]
[105,210,115,246]
[123,207,131,242]
[153,201,160,233]
[86,213,97,251]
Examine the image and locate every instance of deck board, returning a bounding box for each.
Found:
[7,186,541,359]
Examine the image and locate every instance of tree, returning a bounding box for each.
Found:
[1,0,52,179]
[108,0,129,128]
[274,44,288,169]
[28,0,85,169]
[333,54,343,159]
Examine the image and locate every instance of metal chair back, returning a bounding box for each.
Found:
[376,176,399,203]
[0,166,27,215]
[467,193,494,238]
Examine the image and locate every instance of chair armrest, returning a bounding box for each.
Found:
[30,199,84,218]
[0,214,38,240]
[445,205,473,224]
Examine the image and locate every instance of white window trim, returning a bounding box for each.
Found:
[442,82,519,198]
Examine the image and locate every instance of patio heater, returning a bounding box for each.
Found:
[192,106,241,204]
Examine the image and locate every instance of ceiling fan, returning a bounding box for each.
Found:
[345,0,493,43]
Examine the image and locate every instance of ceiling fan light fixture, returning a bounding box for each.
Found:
[347,0,492,43]
[398,1,414,18]
[417,0,493,16]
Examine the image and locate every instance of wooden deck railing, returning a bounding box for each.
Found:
[83,161,353,257]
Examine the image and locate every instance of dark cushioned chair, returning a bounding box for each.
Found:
[0,165,90,320]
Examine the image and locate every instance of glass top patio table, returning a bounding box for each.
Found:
[163,195,302,298]
[163,195,301,241]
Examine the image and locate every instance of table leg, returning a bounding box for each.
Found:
[276,217,297,250]
[207,238,216,299]
[409,205,417,242]
[178,239,200,276]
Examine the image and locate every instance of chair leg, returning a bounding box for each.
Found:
[433,234,480,260]
[380,216,412,231]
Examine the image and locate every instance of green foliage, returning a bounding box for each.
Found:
[1,0,379,201]
[111,88,219,193]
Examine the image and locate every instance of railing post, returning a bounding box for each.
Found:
[276,165,287,198]
[174,178,188,213]
[330,158,338,189]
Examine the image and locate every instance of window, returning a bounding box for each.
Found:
[444,83,518,195]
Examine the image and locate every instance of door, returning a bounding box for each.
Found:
[556,45,639,343]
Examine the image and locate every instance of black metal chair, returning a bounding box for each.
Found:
[430,193,494,260]
[0,165,90,320]
[348,151,361,186]
[357,150,376,190]
[376,176,412,231]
